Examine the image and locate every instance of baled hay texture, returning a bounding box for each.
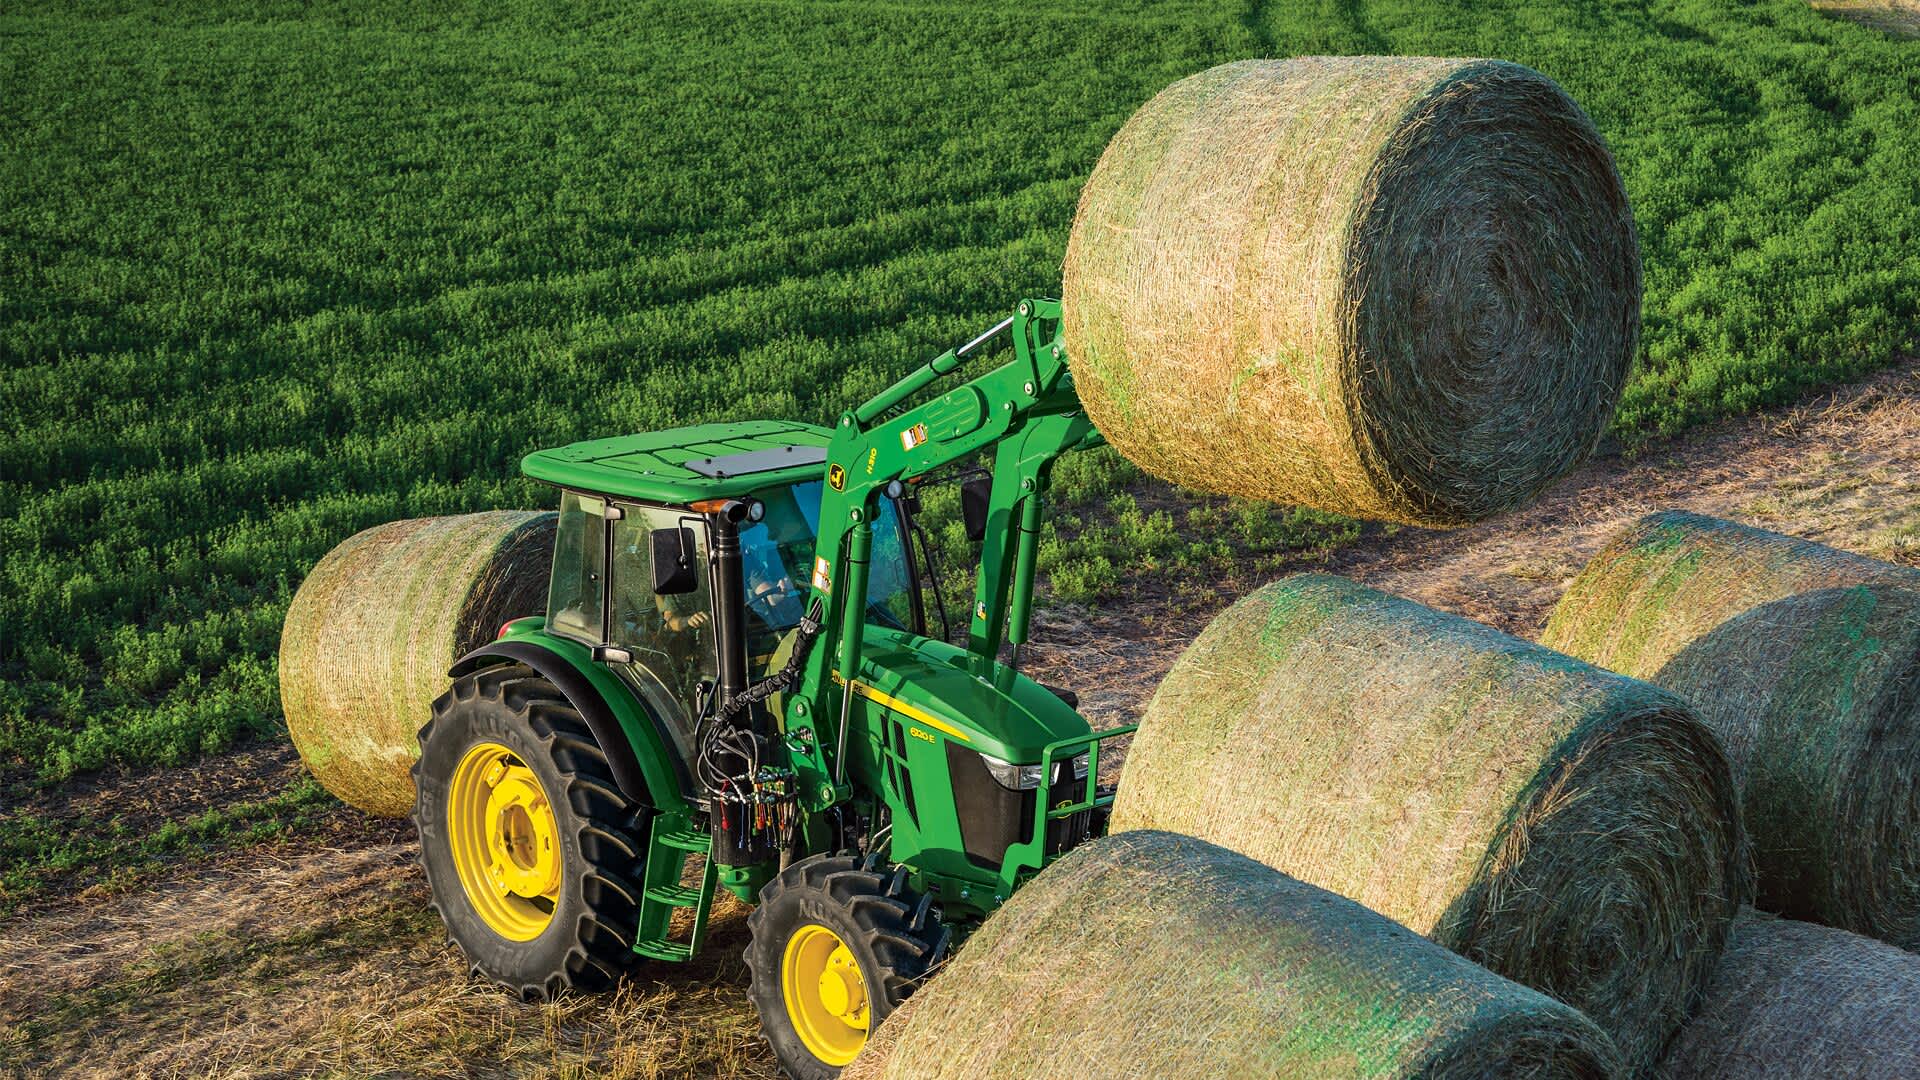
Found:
[1063,57,1640,527]
[1657,911,1920,1079]
[843,830,1623,1080]
[279,511,556,816]
[1541,511,1920,946]
[1110,574,1745,1076]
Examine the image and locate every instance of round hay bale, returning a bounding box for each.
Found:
[1658,911,1920,1079]
[1541,511,1920,946]
[278,511,556,816]
[1062,57,1640,527]
[1539,511,1919,673]
[1110,574,1746,1075]
[844,830,1623,1080]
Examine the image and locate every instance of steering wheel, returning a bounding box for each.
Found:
[747,579,801,622]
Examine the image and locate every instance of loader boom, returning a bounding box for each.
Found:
[774,299,1103,812]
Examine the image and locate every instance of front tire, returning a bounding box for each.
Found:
[412,662,647,999]
[745,855,950,1079]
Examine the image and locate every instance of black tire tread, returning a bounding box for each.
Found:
[744,854,951,1078]
[413,662,648,1002]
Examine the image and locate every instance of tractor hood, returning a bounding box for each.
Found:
[845,625,1090,764]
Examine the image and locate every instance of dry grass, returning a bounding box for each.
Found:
[0,841,777,1079]
[1109,574,1745,1075]
[846,831,1620,1080]
[1811,0,1920,36]
[1064,57,1638,527]
[280,511,556,816]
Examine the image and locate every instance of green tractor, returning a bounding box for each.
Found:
[411,298,1133,1078]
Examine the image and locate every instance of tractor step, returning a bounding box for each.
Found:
[658,829,712,853]
[644,883,705,907]
[632,939,697,962]
[632,815,717,963]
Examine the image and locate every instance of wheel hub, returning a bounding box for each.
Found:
[482,759,561,899]
[816,943,868,1022]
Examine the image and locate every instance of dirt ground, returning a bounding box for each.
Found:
[4,362,1916,1079]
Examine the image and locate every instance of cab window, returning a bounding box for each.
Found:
[609,505,718,745]
[737,479,914,660]
[547,492,606,643]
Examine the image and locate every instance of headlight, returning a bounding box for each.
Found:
[979,752,1090,790]
[979,752,1043,791]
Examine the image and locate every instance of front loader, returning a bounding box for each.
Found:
[410,298,1134,1078]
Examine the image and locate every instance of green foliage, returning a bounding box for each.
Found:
[4,0,1917,782]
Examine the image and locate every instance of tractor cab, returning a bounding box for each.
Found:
[522,420,923,773]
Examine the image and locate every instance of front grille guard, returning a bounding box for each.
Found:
[995,722,1137,899]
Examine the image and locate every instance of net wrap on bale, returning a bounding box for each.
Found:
[1657,911,1920,1079]
[1110,574,1745,1075]
[279,511,556,816]
[1541,511,1920,947]
[1062,57,1640,527]
[845,830,1623,1080]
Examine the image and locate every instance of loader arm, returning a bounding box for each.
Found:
[782,298,1103,806]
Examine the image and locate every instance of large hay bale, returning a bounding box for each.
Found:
[845,831,1623,1080]
[1658,912,1920,1079]
[1541,511,1920,947]
[1062,57,1640,527]
[279,512,556,816]
[1110,574,1745,1075]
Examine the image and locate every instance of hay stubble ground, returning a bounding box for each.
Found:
[4,361,1915,1079]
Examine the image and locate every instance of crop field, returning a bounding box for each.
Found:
[3,0,1919,918]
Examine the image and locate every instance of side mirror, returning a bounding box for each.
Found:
[961,477,993,542]
[650,527,699,595]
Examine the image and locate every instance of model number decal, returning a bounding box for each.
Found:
[907,726,937,744]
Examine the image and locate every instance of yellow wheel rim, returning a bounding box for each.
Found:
[447,741,562,941]
[781,923,869,1066]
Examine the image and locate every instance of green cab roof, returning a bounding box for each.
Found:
[521,419,837,504]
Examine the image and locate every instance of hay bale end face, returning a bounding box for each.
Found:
[279,511,556,816]
[1111,574,1745,1075]
[1658,912,1920,1079]
[1064,57,1640,527]
[845,831,1623,1080]
[1542,511,1920,946]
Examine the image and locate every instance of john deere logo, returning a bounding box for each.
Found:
[827,463,847,491]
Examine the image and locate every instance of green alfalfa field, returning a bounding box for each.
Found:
[3,1,1920,1073]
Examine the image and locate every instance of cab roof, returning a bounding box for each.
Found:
[521,420,836,504]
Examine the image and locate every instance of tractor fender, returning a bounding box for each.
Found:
[449,636,691,810]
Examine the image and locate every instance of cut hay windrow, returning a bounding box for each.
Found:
[1540,511,1920,947]
[1657,911,1920,1079]
[279,512,556,816]
[1062,57,1639,528]
[844,831,1623,1080]
[1110,574,1745,1075]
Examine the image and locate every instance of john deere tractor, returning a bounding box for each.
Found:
[411,299,1133,1077]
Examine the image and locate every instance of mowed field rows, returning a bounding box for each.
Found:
[3,0,1919,885]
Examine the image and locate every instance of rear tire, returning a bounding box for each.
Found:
[412,662,647,999]
[745,854,950,1079]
